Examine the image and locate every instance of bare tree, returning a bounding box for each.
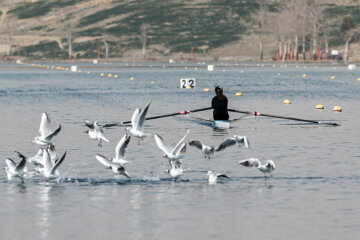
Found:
[1,14,17,57]
[59,11,74,60]
[140,24,151,59]
[307,0,328,60]
[255,0,267,60]
[341,15,360,62]
[103,38,109,62]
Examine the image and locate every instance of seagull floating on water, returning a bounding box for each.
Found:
[126,102,152,145]
[215,135,250,152]
[84,120,110,147]
[5,151,27,183]
[206,171,229,184]
[95,154,131,178]
[154,129,189,161]
[238,158,275,177]
[33,112,61,148]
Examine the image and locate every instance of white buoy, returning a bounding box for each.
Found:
[207,65,214,71]
[93,59,98,64]
[71,66,78,72]
[348,64,356,70]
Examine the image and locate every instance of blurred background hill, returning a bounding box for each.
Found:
[0,0,360,61]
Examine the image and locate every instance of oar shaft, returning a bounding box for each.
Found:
[228,108,337,125]
[122,107,212,124]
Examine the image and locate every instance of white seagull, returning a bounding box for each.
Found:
[40,149,67,179]
[238,158,276,177]
[166,160,184,180]
[215,135,250,152]
[84,120,110,147]
[95,154,131,178]
[28,148,44,167]
[5,151,27,183]
[206,170,229,184]
[109,133,131,165]
[189,140,215,159]
[126,102,151,145]
[154,129,189,161]
[33,112,61,147]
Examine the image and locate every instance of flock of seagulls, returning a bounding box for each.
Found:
[4,102,276,185]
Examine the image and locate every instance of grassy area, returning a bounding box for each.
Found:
[78,0,254,53]
[21,41,65,59]
[9,0,89,19]
[9,0,360,59]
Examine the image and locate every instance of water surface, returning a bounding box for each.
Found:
[0,62,359,240]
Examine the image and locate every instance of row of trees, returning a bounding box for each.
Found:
[254,0,360,62]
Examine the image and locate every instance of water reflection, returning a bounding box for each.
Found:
[36,183,66,240]
[129,187,144,240]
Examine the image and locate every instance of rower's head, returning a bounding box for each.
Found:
[215,86,223,95]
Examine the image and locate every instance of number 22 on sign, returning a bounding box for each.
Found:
[180,78,196,89]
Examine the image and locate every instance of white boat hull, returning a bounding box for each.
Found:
[212,120,231,129]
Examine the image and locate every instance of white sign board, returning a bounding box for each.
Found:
[331,50,339,55]
[180,78,196,88]
[207,65,214,71]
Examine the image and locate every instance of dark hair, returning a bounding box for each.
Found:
[215,86,223,93]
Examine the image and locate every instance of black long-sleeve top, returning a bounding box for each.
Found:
[211,95,229,120]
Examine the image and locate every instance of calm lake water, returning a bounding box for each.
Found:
[0,62,359,240]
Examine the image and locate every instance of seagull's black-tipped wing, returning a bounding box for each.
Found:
[215,138,236,151]
[189,140,203,150]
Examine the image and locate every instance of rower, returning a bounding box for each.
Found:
[212,86,229,120]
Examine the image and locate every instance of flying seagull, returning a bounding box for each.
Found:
[33,112,61,148]
[238,158,275,177]
[95,154,131,178]
[215,135,250,152]
[126,102,152,145]
[154,129,189,161]
[189,140,215,159]
[84,120,110,147]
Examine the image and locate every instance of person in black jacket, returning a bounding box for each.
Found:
[212,86,229,120]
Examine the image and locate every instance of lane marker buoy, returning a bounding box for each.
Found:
[316,104,324,109]
[283,99,291,104]
[333,106,342,112]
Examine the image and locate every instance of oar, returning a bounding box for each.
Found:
[122,107,212,124]
[228,108,339,126]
